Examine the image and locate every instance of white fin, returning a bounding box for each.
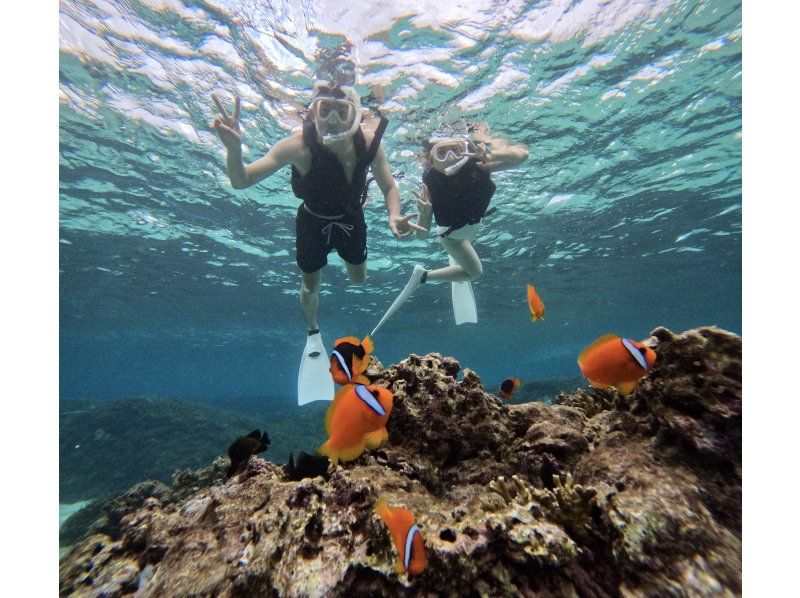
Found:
[297,332,335,406]
[371,265,425,336]
[450,254,477,325]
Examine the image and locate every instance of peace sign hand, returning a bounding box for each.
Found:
[211,93,242,151]
[466,142,492,163]
[411,186,432,215]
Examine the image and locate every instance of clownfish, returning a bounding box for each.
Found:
[577,334,657,396]
[330,335,374,385]
[527,284,545,323]
[317,384,393,464]
[499,377,522,399]
[374,497,427,576]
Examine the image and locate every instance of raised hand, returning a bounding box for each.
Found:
[389,212,427,238]
[466,142,493,163]
[211,93,242,151]
[412,186,432,214]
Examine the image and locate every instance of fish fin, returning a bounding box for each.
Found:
[588,379,611,389]
[261,431,270,446]
[333,336,360,348]
[362,335,375,354]
[530,313,538,323]
[578,334,621,367]
[246,429,261,439]
[513,378,522,388]
[337,439,367,463]
[616,380,638,396]
[374,497,392,521]
[316,441,340,466]
[395,561,406,574]
[364,427,389,450]
[353,374,371,385]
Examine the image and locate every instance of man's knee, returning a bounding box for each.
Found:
[349,271,366,285]
[465,261,483,281]
[300,279,320,299]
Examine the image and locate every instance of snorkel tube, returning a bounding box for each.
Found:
[429,136,471,176]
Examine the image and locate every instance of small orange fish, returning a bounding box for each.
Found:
[527,284,545,323]
[577,334,657,396]
[499,378,522,399]
[330,335,374,385]
[374,498,427,576]
[317,384,393,464]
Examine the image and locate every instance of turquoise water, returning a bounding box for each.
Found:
[59,0,741,401]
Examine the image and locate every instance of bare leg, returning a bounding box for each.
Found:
[427,237,483,283]
[300,269,322,331]
[344,260,367,285]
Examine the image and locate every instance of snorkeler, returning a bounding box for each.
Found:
[371,124,528,335]
[211,81,424,406]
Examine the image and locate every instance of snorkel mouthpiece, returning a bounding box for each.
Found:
[443,155,469,176]
[321,113,362,145]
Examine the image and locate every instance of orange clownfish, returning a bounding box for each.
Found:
[374,498,426,576]
[527,284,545,323]
[330,335,374,385]
[317,384,393,464]
[577,334,657,396]
[499,378,522,399]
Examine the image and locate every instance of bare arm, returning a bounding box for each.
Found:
[211,93,296,190]
[226,137,296,190]
[371,144,426,238]
[472,130,529,173]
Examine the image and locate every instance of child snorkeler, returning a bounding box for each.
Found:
[371,123,528,335]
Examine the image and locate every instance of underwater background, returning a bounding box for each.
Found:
[59,0,741,507]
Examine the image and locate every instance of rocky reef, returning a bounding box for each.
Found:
[59,326,741,597]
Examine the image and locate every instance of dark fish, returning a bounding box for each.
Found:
[285,451,330,481]
[227,429,270,478]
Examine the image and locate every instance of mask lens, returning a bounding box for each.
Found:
[433,141,468,161]
[317,99,352,122]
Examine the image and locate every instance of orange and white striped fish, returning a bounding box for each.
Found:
[577,334,657,396]
[329,335,374,385]
[374,497,427,576]
[317,384,393,464]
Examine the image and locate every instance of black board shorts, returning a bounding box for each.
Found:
[295,205,368,273]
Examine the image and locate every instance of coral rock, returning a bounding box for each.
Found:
[60,328,741,596]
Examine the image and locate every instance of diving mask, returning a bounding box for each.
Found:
[309,82,363,145]
[430,137,475,175]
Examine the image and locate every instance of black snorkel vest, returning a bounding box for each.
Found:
[422,158,497,237]
[291,115,389,217]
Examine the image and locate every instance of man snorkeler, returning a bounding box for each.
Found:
[211,81,424,404]
[371,123,528,335]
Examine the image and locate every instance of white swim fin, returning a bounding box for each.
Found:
[371,265,426,336]
[450,254,477,325]
[297,331,335,406]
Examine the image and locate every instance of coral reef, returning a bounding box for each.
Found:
[60,326,741,597]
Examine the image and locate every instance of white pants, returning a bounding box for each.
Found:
[437,223,480,241]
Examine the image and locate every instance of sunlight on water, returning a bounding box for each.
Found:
[59,0,741,399]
